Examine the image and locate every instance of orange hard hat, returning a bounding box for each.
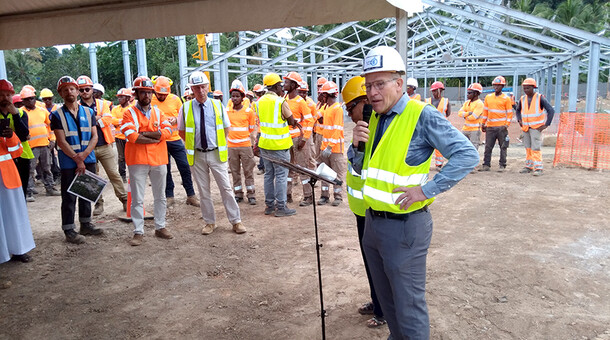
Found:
[19,86,36,99]
[57,76,78,92]
[317,77,328,86]
[319,81,339,95]
[246,90,254,97]
[116,88,132,97]
[467,83,483,93]
[283,71,303,84]
[299,81,309,91]
[183,88,193,97]
[76,75,93,88]
[252,84,264,93]
[430,81,445,91]
[152,76,173,94]
[213,90,223,96]
[132,76,154,91]
[12,95,22,104]
[492,76,506,86]
[0,79,15,94]
[522,78,537,88]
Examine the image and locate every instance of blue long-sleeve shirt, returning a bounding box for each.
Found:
[348,93,479,199]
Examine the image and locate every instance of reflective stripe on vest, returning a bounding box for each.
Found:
[184,99,228,166]
[361,99,435,214]
[346,156,366,217]
[425,97,448,115]
[55,106,95,168]
[258,94,292,150]
[5,109,34,159]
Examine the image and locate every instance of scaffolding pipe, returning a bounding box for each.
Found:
[176,36,188,96]
[89,44,98,84]
[122,41,132,88]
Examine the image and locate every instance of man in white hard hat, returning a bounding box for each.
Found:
[351,46,479,339]
[406,78,421,101]
[178,71,246,235]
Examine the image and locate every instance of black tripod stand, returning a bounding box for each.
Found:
[260,154,341,340]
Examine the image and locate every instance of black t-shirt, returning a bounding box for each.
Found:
[80,99,107,147]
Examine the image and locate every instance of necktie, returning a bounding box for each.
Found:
[200,103,208,150]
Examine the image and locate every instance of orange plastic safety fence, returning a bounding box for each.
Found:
[554,112,610,170]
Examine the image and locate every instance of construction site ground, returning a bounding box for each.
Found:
[1,121,609,340]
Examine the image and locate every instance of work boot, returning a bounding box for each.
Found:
[10,253,32,263]
[130,234,143,246]
[235,196,244,203]
[331,197,343,206]
[317,196,330,205]
[31,187,39,195]
[80,222,104,236]
[497,166,507,173]
[264,206,275,215]
[166,197,175,208]
[65,229,86,244]
[478,165,491,172]
[299,196,313,207]
[519,167,533,174]
[533,170,543,176]
[257,168,264,175]
[232,222,247,234]
[186,195,200,207]
[275,207,296,217]
[286,194,293,204]
[46,187,61,196]
[26,194,35,202]
[248,197,257,205]
[155,228,173,239]
[93,201,103,216]
[201,224,216,235]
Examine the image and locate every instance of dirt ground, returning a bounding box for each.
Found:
[1,121,609,340]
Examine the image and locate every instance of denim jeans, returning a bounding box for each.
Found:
[260,148,290,209]
[166,139,195,198]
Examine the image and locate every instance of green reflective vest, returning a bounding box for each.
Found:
[2,109,34,159]
[257,94,292,150]
[346,145,366,217]
[362,100,435,214]
[184,99,228,165]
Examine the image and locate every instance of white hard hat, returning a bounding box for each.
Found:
[93,83,105,93]
[406,78,418,88]
[189,71,210,86]
[231,79,244,89]
[362,46,406,76]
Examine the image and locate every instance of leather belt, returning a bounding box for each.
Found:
[368,206,429,221]
[196,147,217,153]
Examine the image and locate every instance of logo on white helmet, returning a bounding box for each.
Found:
[363,55,383,72]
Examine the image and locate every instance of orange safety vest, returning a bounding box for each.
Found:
[227,97,250,111]
[0,133,24,189]
[458,99,484,131]
[24,106,51,148]
[227,104,256,148]
[152,93,183,142]
[285,95,313,139]
[89,98,115,144]
[121,105,173,167]
[425,97,448,116]
[320,102,344,154]
[409,93,421,101]
[481,93,513,128]
[519,93,546,132]
[111,104,131,140]
[45,104,60,142]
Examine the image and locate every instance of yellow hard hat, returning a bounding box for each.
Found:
[40,88,54,98]
[341,76,366,104]
[263,73,282,87]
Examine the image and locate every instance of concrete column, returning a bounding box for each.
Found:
[176,36,188,96]
[122,41,132,88]
[554,62,563,114]
[136,39,147,77]
[568,56,579,112]
[585,42,600,113]
[0,51,7,79]
[89,44,98,84]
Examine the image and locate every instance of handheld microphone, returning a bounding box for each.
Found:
[358,104,373,153]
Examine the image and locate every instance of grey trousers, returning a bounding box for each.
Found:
[29,146,54,192]
[462,130,481,151]
[363,209,433,340]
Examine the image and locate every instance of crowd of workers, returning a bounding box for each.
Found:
[0,45,555,339]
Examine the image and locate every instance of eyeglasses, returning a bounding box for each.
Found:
[79,88,92,93]
[363,78,398,92]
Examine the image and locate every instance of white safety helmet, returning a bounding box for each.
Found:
[189,71,210,86]
[362,46,406,76]
[406,78,418,88]
[93,83,105,94]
